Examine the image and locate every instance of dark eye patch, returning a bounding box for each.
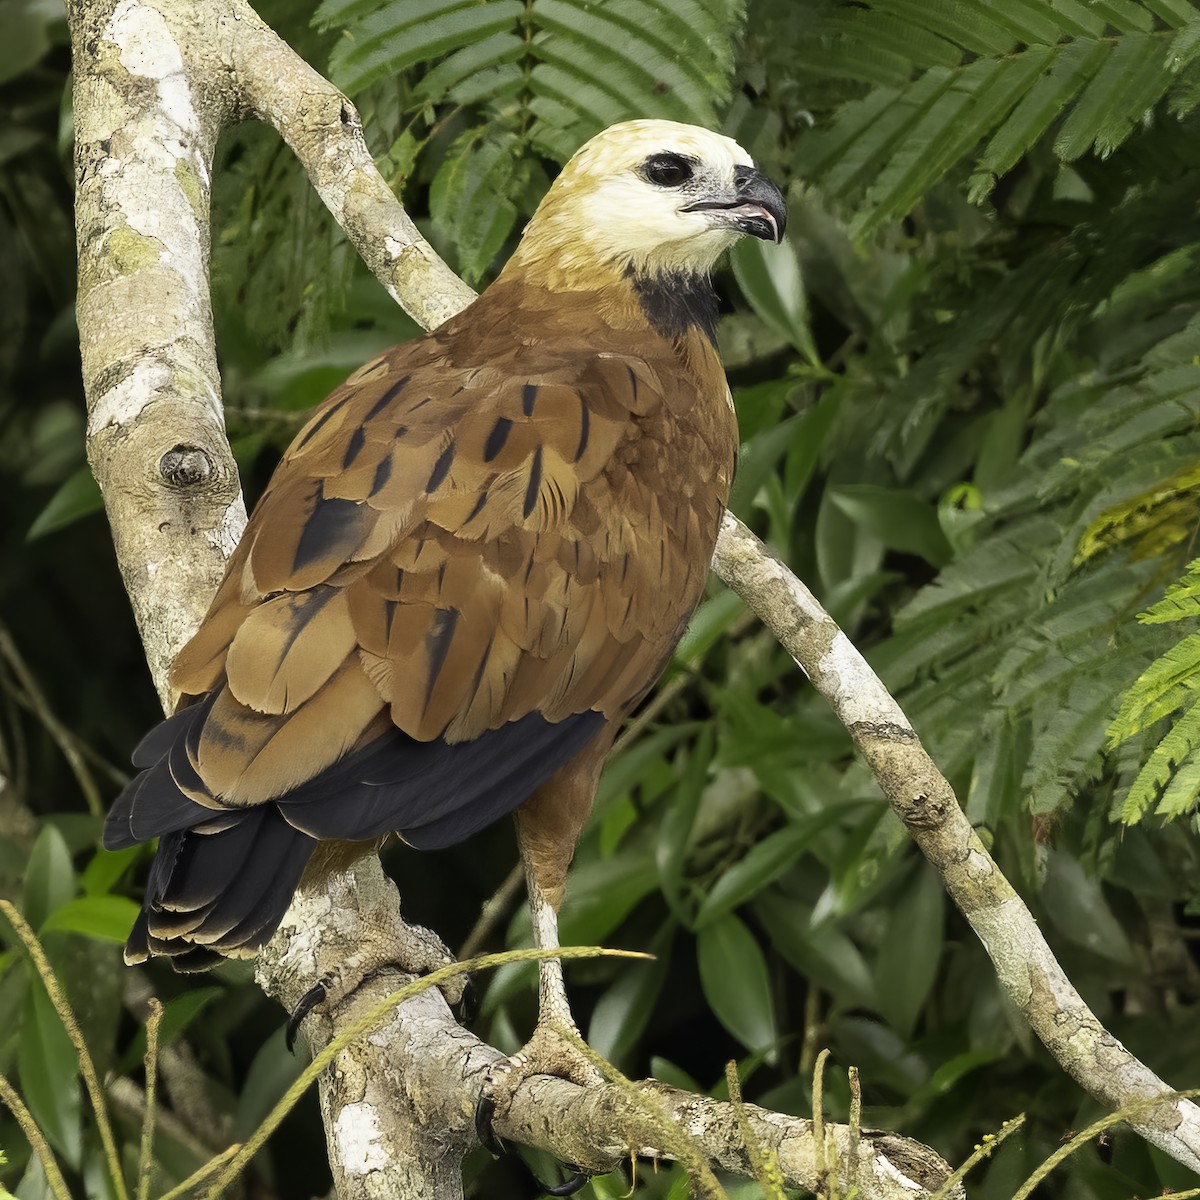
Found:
[642,152,695,187]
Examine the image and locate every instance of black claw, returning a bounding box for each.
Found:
[458,975,478,1022]
[539,1167,591,1196]
[474,1092,506,1157]
[286,980,328,1053]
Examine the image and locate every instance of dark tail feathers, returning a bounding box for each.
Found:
[124,805,316,970]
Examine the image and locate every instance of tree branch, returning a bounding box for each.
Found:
[67,0,1198,1193]
[711,515,1200,1173]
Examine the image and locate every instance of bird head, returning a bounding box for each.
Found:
[506,119,788,285]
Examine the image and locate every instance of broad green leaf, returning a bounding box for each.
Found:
[654,728,712,925]
[695,811,851,929]
[588,928,671,1062]
[873,865,944,1038]
[675,591,745,667]
[41,895,140,944]
[827,484,952,567]
[596,724,698,811]
[558,851,659,946]
[119,987,224,1074]
[235,1027,306,1139]
[19,982,82,1167]
[0,0,55,84]
[26,466,103,540]
[729,413,803,516]
[760,892,880,1009]
[23,825,74,931]
[1041,851,1135,965]
[732,236,819,365]
[78,845,141,896]
[696,914,776,1060]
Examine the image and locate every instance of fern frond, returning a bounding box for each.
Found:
[1120,699,1200,820]
[1109,632,1200,740]
[1139,559,1200,624]
[1054,32,1173,161]
[801,0,1198,227]
[969,40,1109,198]
[853,49,1056,236]
[323,0,525,94]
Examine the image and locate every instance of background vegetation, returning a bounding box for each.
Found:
[3,0,1200,1195]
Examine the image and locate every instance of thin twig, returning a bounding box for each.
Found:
[847,1065,861,1195]
[927,1115,1024,1200]
[0,1073,72,1200]
[0,622,105,815]
[812,1048,830,1200]
[724,1062,786,1200]
[137,999,163,1200]
[457,862,524,960]
[156,1144,242,1200]
[0,901,130,1200]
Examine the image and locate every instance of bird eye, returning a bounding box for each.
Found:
[642,153,694,188]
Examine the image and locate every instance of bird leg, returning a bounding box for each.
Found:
[475,737,614,1168]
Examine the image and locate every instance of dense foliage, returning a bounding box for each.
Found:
[3,0,1200,1196]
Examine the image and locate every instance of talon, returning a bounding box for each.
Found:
[474,1092,506,1158]
[540,1166,591,1196]
[458,975,477,1022]
[286,980,328,1053]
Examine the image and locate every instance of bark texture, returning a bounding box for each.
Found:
[68,0,1200,1193]
[712,514,1200,1173]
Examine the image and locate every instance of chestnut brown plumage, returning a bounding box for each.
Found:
[106,120,786,1050]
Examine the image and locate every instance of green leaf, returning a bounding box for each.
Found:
[1055,33,1168,161]
[696,914,776,1060]
[827,484,953,567]
[118,987,224,1073]
[430,130,521,282]
[1041,851,1135,964]
[78,845,141,896]
[972,40,1110,196]
[695,810,852,929]
[19,981,82,1167]
[654,728,712,925]
[588,927,671,1063]
[0,0,54,85]
[855,49,1055,235]
[26,466,103,540]
[235,1027,306,1139]
[413,30,525,102]
[728,413,804,517]
[873,865,944,1038]
[327,0,525,95]
[870,0,1018,56]
[674,591,745,667]
[731,236,819,365]
[558,851,659,946]
[23,825,75,931]
[41,896,140,944]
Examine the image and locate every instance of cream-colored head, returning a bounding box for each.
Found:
[506,119,786,284]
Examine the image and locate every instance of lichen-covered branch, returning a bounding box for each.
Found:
[712,514,1200,1173]
[256,855,955,1200]
[71,0,246,709]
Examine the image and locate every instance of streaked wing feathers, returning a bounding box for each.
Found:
[165,284,736,817]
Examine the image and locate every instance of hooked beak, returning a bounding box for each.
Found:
[682,166,788,244]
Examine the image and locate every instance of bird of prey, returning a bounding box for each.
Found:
[105,117,785,1104]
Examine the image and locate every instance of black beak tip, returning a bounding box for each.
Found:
[737,168,787,244]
